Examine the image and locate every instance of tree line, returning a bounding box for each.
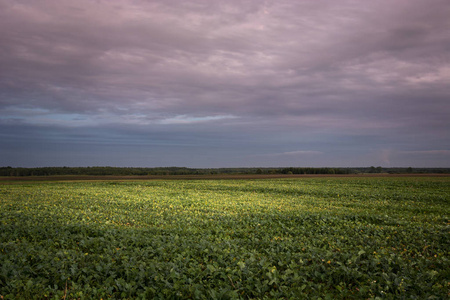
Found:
[1,166,448,177]
[0,166,351,176]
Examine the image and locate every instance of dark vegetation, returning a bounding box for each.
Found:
[1,166,449,177]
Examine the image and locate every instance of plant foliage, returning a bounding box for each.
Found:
[1,177,449,299]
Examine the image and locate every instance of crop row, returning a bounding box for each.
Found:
[0,177,449,299]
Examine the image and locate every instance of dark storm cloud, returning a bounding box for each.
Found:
[1,0,449,167]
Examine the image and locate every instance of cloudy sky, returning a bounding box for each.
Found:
[1,0,449,168]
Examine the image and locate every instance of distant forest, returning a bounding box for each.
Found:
[1,166,449,177]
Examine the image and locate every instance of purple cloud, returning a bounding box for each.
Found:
[1,0,449,167]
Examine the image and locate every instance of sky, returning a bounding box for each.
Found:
[1,0,450,168]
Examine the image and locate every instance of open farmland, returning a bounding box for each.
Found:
[0,177,449,299]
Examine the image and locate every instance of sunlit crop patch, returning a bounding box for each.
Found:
[0,177,449,299]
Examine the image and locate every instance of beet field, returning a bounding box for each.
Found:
[0,177,449,299]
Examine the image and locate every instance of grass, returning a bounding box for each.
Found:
[0,177,449,299]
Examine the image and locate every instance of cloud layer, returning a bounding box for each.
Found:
[1,0,449,167]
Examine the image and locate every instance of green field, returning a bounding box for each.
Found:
[1,177,449,299]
